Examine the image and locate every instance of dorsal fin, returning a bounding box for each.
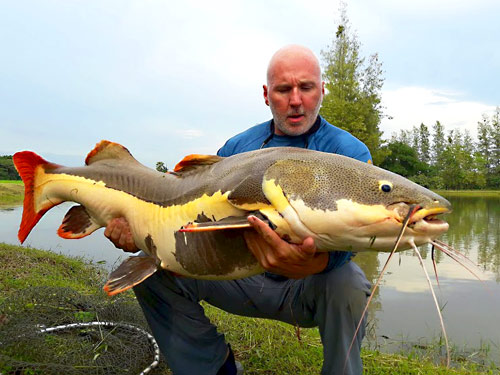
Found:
[85,140,137,165]
[174,154,223,172]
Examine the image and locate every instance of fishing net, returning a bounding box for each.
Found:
[0,286,171,375]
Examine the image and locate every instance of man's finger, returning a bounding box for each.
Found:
[104,219,117,238]
[299,237,316,255]
[247,215,281,245]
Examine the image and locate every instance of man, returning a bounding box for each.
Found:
[105,45,372,375]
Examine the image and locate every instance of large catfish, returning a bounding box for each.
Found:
[13,140,451,296]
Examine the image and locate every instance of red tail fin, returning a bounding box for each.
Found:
[13,151,60,243]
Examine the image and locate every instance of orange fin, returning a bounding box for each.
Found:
[179,215,270,233]
[174,154,223,173]
[85,140,137,165]
[13,151,61,244]
[57,205,101,239]
[103,256,158,296]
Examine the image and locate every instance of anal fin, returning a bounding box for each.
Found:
[103,256,158,296]
[179,213,271,233]
[57,205,101,239]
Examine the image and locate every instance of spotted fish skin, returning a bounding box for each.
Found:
[13,140,451,295]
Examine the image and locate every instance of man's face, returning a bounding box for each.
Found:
[264,55,325,136]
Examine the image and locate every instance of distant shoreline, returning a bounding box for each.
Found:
[435,190,499,197]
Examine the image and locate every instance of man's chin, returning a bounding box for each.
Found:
[282,121,311,136]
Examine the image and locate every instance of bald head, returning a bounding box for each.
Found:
[263,45,325,136]
[266,45,322,85]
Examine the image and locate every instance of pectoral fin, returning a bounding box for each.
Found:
[57,205,101,239]
[179,213,271,232]
[103,256,158,296]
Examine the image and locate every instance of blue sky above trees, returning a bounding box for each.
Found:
[1,0,498,168]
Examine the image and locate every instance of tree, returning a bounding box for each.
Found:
[0,156,20,180]
[379,141,428,179]
[437,129,487,190]
[418,123,431,165]
[431,121,445,167]
[156,161,168,173]
[320,5,387,164]
[477,107,500,188]
[491,108,500,188]
[410,125,419,155]
[477,114,492,171]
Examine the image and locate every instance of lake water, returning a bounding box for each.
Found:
[0,202,126,268]
[1,195,499,362]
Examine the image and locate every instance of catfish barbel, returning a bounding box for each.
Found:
[13,140,452,296]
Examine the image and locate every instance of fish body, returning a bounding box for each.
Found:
[13,141,451,295]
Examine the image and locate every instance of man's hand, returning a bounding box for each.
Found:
[104,217,139,253]
[244,215,328,279]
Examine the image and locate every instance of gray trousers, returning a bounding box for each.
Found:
[133,261,371,375]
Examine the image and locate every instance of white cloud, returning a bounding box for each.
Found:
[174,129,204,139]
[355,0,499,16]
[380,86,496,139]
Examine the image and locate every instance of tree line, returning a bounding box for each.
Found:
[379,112,499,189]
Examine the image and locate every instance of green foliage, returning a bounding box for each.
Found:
[386,112,499,190]
[0,243,105,301]
[477,107,500,188]
[0,155,20,180]
[418,123,431,165]
[320,7,387,165]
[379,141,428,179]
[156,161,168,173]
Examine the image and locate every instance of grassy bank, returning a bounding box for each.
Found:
[435,190,500,198]
[0,243,496,374]
[0,181,24,208]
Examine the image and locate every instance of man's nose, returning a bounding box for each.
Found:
[289,87,302,106]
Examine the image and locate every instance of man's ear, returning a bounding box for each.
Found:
[263,85,269,106]
[321,81,325,95]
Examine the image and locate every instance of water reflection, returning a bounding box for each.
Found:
[0,203,125,269]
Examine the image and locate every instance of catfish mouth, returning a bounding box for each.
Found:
[410,206,451,226]
[388,203,451,231]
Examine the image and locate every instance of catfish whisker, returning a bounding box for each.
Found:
[411,241,450,367]
[431,241,488,287]
[433,239,480,268]
[431,244,440,288]
[343,204,420,374]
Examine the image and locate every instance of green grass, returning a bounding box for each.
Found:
[0,242,497,374]
[0,243,105,303]
[0,181,24,208]
[435,190,500,198]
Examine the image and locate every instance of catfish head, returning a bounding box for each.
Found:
[259,150,451,252]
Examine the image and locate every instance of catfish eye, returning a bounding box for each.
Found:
[379,181,393,193]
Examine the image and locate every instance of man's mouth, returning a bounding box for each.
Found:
[288,114,305,123]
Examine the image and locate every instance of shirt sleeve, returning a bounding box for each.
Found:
[217,140,233,157]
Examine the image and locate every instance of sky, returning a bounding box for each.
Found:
[1,0,499,168]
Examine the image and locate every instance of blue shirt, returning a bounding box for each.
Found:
[218,116,372,275]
